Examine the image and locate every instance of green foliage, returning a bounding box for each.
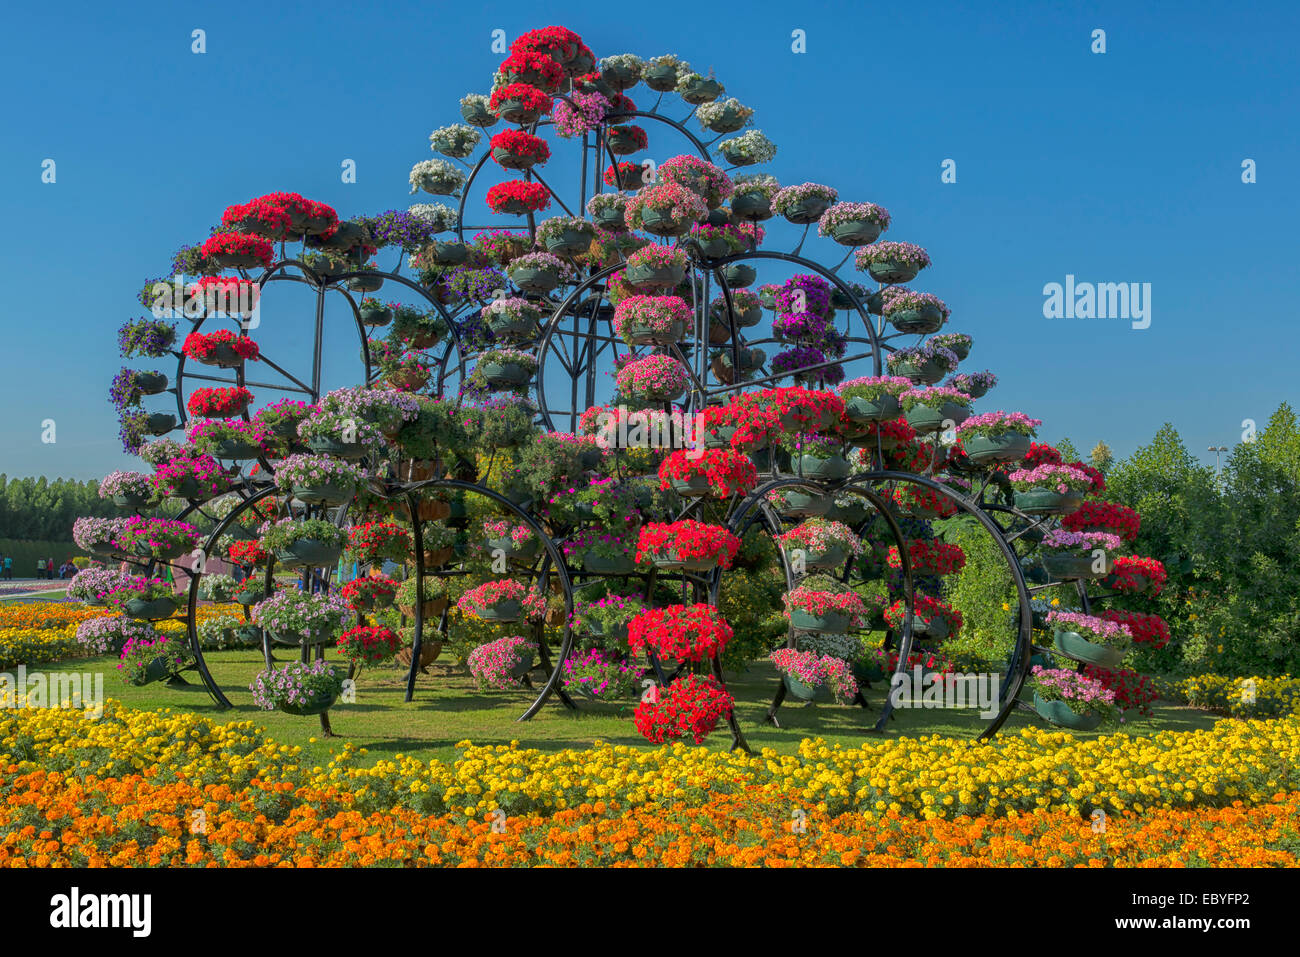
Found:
[0,476,119,541]
[935,515,1016,670]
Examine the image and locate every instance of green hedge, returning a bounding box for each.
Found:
[0,539,84,578]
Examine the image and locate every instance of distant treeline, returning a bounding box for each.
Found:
[0,475,118,542]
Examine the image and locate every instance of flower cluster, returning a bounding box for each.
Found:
[818,201,890,235]
[854,241,931,271]
[489,129,551,166]
[1100,609,1170,649]
[200,232,274,268]
[1081,666,1158,717]
[467,635,537,690]
[657,155,733,205]
[273,454,365,491]
[837,375,915,403]
[1029,666,1120,720]
[486,180,553,214]
[113,516,199,556]
[633,674,733,744]
[1106,555,1168,594]
[883,594,963,636]
[625,181,709,230]
[97,470,153,500]
[628,604,732,663]
[777,519,863,556]
[553,91,609,137]
[1046,610,1133,646]
[482,520,536,549]
[337,625,402,665]
[769,648,859,703]
[348,522,411,562]
[886,540,967,576]
[1061,500,1141,541]
[151,452,230,499]
[615,354,689,401]
[1040,529,1123,555]
[635,521,741,568]
[457,579,528,618]
[954,411,1041,439]
[186,387,253,418]
[74,614,157,654]
[561,649,636,700]
[783,584,871,628]
[251,590,354,644]
[249,660,345,711]
[1007,463,1095,494]
[611,295,691,344]
[339,576,397,611]
[657,449,758,498]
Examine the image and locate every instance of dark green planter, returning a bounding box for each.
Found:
[783,673,832,702]
[828,220,883,246]
[802,544,848,571]
[905,402,970,436]
[702,103,748,133]
[643,64,679,91]
[789,608,852,633]
[460,101,497,127]
[233,624,264,645]
[111,491,150,511]
[508,652,534,680]
[945,340,972,361]
[591,206,626,231]
[775,489,831,518]
[429,241,468,266]
[649,552,717,572]
[347,274,384,293]
[134,372,168,394]
[305,435,368,460]
[290,482,356,505]
[509,267,560,294]
[478,599,523,622]
[1053,629,1125,669]
[892,357,949,385]
[1041,551,1105,581]
[493,100,542,125]
[1033,693,1103,731]
[274,539,342,568]
[623,319,684,347]
[359,304,392,327]
[780,195,832,225]
[543,227,596,256]
[730,192,773,221]
[639,207,692,238]
[123,596,181,620]
[606,130,642,155]
[798,454,851,480]
[845,394,901,424]
[828,501,870,527]
[670,475,714,497]
[866,260,922,284]
[886,304,945,335]
[721,263,756,288]
[680,77,723,104]
[487,537,540,560]
[280,687,341,715]
[234,589,264,606]
[624,263,685,289]
[583,551,638,576]
[486,314,538,340]
[963,433,1031,465]
[1013,488,1076,516]
[146,412,178,435]
[492,146,541,171]
[268,628,335,647]
[481,362,534,388]
[853,660,886,686]
[213,439,263,461]
[129,655,174,686]
[910,616,950,641]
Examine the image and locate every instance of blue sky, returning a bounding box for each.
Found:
[2,0,1296,480]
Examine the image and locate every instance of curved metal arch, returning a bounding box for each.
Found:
[394,477,576,721]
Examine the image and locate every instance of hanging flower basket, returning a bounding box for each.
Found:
[489,83,552,125]
[479,350,537,388]
[612,295,691,347]
[507,252,566,293]
[460,93,498,128]
[819,202,891,246]
[772,183,838,225]
[486,181,553,216]
[1032,693,1102,731]
[605,123,648,155]
[458,578,529,621]
[637,520,740,572]
[855,241,932,284]
[678,75,724,104]
[490,129,551,170]
[884,292,950,335]
[145,412,178,435]
[616,354,690,403]
[123,595,182,620]
[730,190,773,221]
[901,389,973,436]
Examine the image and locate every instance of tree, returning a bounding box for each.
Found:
[1055,437,1079,462]
[1089,440,1114,473]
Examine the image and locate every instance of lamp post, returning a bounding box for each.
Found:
[1208,445,1227,480]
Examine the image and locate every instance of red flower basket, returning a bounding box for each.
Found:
[340,576,397,612]
[200,232,274,270]
[498,50,564,92]
[884,594,963,638]
[1082,665,1158,717]
[227,540,267,566]
[187,386,253,419]
[1103,555,1167,595]
[636,520,741,570]
[183,329,260,367]
[489,130,552,170]
[657,449,758,498]
[628,604,732,663]
[486,180,552,215]
[886,540,967,576]
[192,277,261,317]
[337,625,402,665]
[1061,501,1141,541]
[633,673,733,744]
[488,83,553,124]
[347,522,411,563]
[1022,442,1062,469]
[1100,609,1170,649]
[222,197,293,240]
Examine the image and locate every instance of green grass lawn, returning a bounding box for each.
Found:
[37,648,1227,767]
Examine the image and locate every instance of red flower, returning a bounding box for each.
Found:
[509,25,583,64]
[488,83,553,117]
[636,521,741,568]
[603,162,643,187]
[633,673,733,744]
[200,232,274,268]
[628,604,732,663]
[1061,501,1141,541]
[1065,461,1106,493]
[884,594,963,637]
[222,198,292,238]
[227,540,267,566]
[606,124,648,150]
[1099,609,1170,649]
[657,449,758,498]
[337,625,401,664]
[347,522,411,562]
[340,576,397,611]
[1105,555,1168,595]
[485,180,552,215]
[183,329,260,363]
[886,540,967,576]
[1082,665,1158,716]
[187,386,254,418]
[498,50,565,92]
[1022,442,1062,469]
[488,130,552,167]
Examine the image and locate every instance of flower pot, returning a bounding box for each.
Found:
[624,262,685,290]
[721,263,757,288]
[487,537,540,560]
[828,501,870,527]
[867,260,922,284]
[135,372,168,394]
[428,241,468,266]
[583,551,638,576]
[129,655,174,686]
[544,227,596,257]
[1040,551,1107,581]
[781,196,832,225]
[892,358,949,386]
[492,146,542,171]
[1013,488,1079,516]
[478,599,523,622]
[592,206,626,231]
[280,686,341,716]
[845,394,901,424]
[135,540,188,562]
[305,435,369,460]
[828,220,883,246]
[167,476,214,501]
[680,77,723,104]
[213,252,263,269]
[797,454,851,481]
[955,432,1026,465]
[359,304,393,327]
[508,652,534,680]
[274,539,343,568]
[146,412,178,435]
[123,596,181,620]
[775,489,832,519]
[887,304,946,335]
[460,100,497,127]
[111,491,150,511]
[386,368,430,392]
[905,402,970,436]
[1033,693,1103,732]
[233,589,264,606]
[399,597,449,620]
[494,99,543,125]
[1053,629,1125,670]
[800,544,848,571]
[290,482,356,506]
[910,616,950,641]
[421,547,454,568]
[853,660,886,686]
[624,319,685,347]
[212,439,263,461]
[649,552,717,573]
[789,608,852,633]
[480,361,534,388]
[348,274,384,293]
[783,673,832,703]
[268,628,334,647]
[639,207,693,238]
[730,192,773,221]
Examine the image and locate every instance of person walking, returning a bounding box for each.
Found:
[49,557,56,580]
[2,555,11,580]
[36,557,45,579]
